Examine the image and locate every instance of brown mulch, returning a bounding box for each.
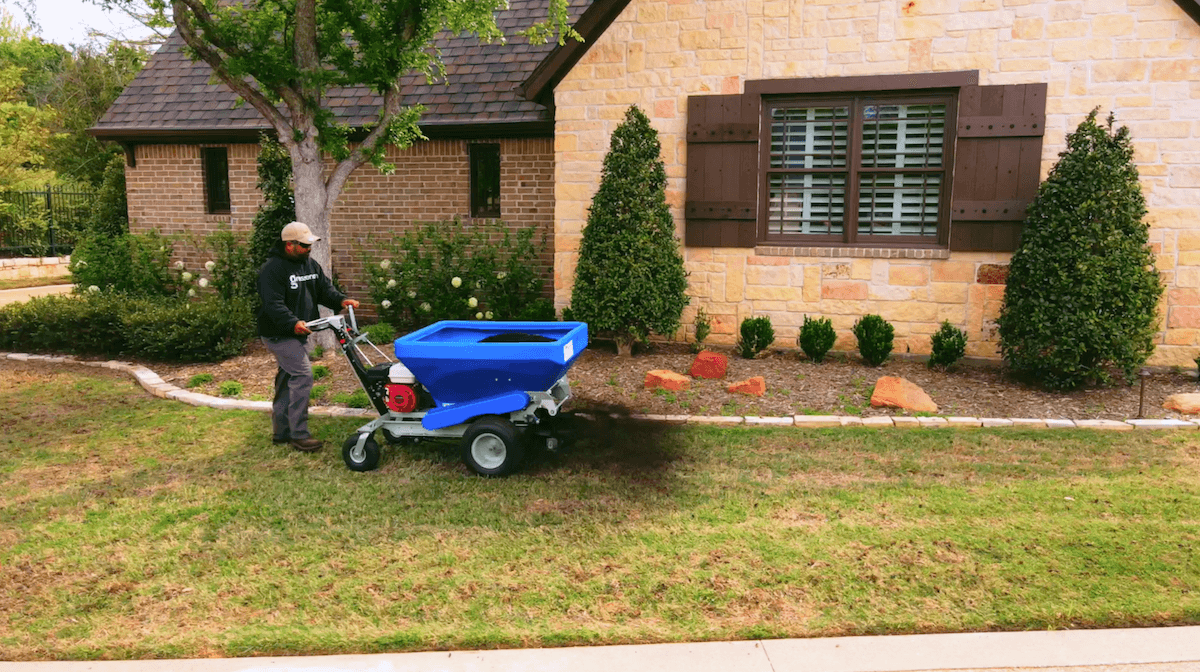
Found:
[133,339,1200,421]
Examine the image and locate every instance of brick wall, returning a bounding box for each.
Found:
[125,137,556,311]
[553,0,1200,365]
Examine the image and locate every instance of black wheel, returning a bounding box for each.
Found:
[460,416,524,477]
[342,433,381,472]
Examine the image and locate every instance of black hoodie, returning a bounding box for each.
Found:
[256,240,347,339]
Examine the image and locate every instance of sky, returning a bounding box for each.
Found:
[7,0,159,47]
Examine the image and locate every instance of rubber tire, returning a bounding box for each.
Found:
[382,428,417,446]
[342,433,381,472]
[460,416,524,477]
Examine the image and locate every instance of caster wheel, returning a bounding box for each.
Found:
[342,433,381,472]
[382,428,418,446]
[461,416,523,477]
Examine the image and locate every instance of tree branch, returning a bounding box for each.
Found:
[171,0,294,137]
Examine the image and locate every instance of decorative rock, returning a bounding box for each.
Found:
[1164,393,1200,415]
[645,369,690,392]
[869,376,938,413]
[689,350,728,379]
[727,376,766,396]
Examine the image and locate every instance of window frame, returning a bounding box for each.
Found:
[469,143,501,219]
[201,147,231,215]
[757,89,959,248]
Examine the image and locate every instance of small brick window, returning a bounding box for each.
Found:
[469,143,501,219]
[201,147,231,214]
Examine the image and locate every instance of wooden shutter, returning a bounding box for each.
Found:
[948,83,1047,251]
[685,93,759,247]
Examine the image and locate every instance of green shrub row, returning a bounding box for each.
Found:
[720,313,967,369]
[0,292,254,363]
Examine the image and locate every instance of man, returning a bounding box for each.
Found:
[257,221,359,452]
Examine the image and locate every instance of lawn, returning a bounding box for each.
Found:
[2,363,1199,661]
[0,276,72,291]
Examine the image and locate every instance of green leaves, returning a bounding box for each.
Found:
[569,106,689,350]
[998,109,1162,390]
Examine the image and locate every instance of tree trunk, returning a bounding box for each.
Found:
[290,135,338,349]
[616,335,634,357]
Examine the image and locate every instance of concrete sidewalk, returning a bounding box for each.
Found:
[3,626,1199,672]
[0,283,72,307]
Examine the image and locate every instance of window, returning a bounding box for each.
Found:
[201,147,231,214]
[762,94,954,246]
[469,143,501,219]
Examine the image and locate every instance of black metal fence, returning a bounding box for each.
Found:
[0,186,98,257]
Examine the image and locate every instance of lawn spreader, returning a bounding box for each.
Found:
[304,308,589,476]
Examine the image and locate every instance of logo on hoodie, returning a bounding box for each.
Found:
[289,273,318,290]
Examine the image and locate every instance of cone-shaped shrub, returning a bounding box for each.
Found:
[997,110,1162,391]
[569,106,689,355]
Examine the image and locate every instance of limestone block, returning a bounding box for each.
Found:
[918,416,949,428]
[981,418,1014,427]
[892,416,921,427]
[744,416,793,426]
[861,416,894,428]
[839,416,864,426]
[1127,418,1197,430]
[870,376,938,413]
[645,370,690,392]
[1073,419,1133,431]
[794,415,843,428]
[728,376,767,396]
[1045,419,1077,429]
[688,415,744,425]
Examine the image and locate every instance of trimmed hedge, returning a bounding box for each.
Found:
[0,293,253,363]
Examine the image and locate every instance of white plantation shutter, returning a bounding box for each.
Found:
[764,97,950,243]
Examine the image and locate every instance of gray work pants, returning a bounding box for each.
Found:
[262,336,313,440]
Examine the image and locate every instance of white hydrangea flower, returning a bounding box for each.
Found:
[468,297,478,308]
[381,299,392,309]
[485,311,493,320]
[87,285,100,293]
[407,290,417,299]
[380,259,391,270]
[205,260,216,271]
[181,272,193,282]
[451,276,462,288]
[496,271,507,280]
[76,260,87,268]
[475,312,483,319]
[386,279,397,289]
[174,261,184,270]
[187,288,196,297]
[421,302,431,312]
[198,278,209,288]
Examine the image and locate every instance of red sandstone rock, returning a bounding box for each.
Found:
[869,376,938,413]
[1164,393,1200,415]
[645,369,690,392]
[727,376,766,396]
[689,350,728,379]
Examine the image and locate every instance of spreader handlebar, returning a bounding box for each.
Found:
[303,305,359,334]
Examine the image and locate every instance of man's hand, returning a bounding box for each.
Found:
[342,299,360,309]
[293,321,312,336]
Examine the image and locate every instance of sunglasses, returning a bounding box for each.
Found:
[293,242,312,250]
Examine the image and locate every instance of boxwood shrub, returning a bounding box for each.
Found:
[0,293,253,363]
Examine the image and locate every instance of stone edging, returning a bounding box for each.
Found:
[6,351,1200,431]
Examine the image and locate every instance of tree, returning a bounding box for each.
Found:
[569,105,689,356]
[0,63,57,189]
[250,132,295,270]
[109,0,578,285]
[997,109,1163,391]
[42,41,147,186]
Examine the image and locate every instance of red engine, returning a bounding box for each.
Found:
[385,383,419,413]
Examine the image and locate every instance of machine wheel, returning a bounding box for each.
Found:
[461,416,524,477]
[342,433,381,472]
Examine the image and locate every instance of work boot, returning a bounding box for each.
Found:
[272,435,290,445]
[289,437,323,452]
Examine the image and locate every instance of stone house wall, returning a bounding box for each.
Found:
[552,0,1200,365]
[125,137,556,307]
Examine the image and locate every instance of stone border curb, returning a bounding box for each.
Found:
[6,351,1200,430]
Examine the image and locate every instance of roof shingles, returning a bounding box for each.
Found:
[93,0,591,138]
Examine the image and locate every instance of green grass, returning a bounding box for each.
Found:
[1,365,1199,660]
